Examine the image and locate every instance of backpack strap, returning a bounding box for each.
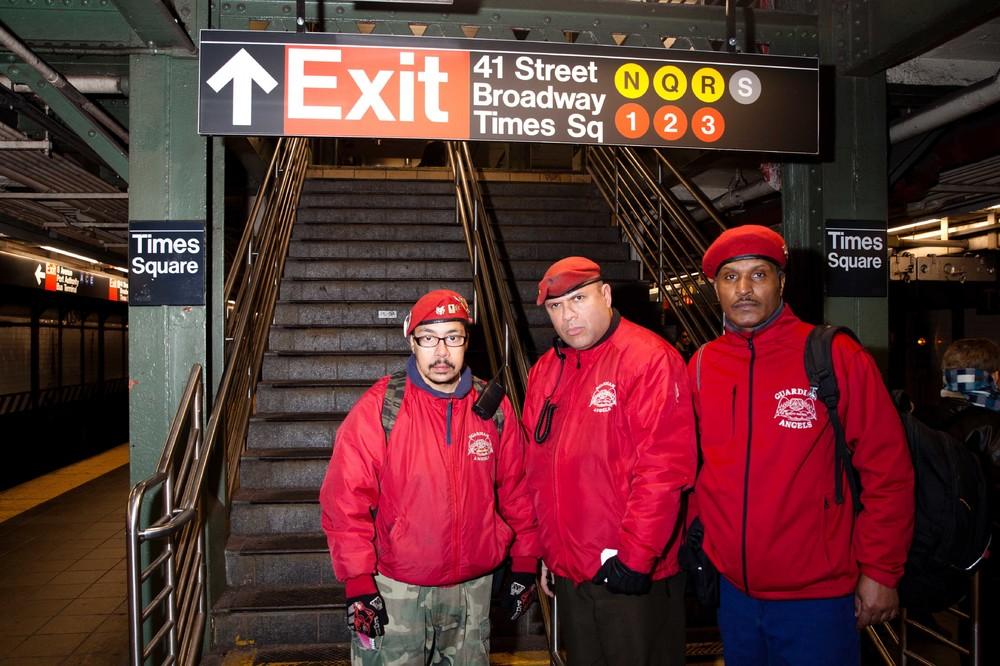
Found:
[804,325,864,514]
[381,371,504,439]
[381,370,408,438]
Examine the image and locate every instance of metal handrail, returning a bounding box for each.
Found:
[587,145,726,346]
[126,137,311,666]
[446,141,531,410]
[866,571,983,666]
[446,142,567,666]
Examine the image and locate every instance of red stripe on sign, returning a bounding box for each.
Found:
[45,273,57,291]
[283,45,470,139]
[109,287,118,301]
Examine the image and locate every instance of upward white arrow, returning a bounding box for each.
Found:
[206,48,279,126]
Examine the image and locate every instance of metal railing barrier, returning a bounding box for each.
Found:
[126,137,311,666]
[866,571,983,666]
[587,146,727,347]
[446,141,568,665]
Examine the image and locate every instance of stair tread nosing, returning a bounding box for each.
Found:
[214,584,345,613]
[233,487,320,504]
[228,532,329,554]
[242,447,332,461]
[252,412,349,422]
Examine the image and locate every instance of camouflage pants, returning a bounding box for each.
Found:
[351,572,493,666]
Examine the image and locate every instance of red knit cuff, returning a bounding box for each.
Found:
[345,575,378,598]
[510,557,537,575]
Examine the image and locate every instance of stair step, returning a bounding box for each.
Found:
[288,239,627,261]
[269,326,411,353]
[262,352,408,382]
[211,585,349,648]
[247,416,345,450]
[282,258,471,280]
[231,487,319,535]
[296,207,455,224]
[303,179,454,195]
[272,301,419,328]
[288,240,468,260]
[506,259,639,282]
[256,382,370,414]
[484,195,605,211]
[291,222,464,242]
[280,278,474,303]
[226,533,333,587]
[299,193,455,209]
[491,209,610,225]
[240,447,332,491]
[481,181,596,197]
[202,643,351,666]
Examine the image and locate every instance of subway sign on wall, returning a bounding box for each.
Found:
[199,30,818,154]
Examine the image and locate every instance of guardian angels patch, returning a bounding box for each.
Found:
[467,431,494,461]
[773,387,817,429]
[590,381,617,413]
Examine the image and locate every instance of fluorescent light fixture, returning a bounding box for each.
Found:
[40,245,98,264]
[111,265,128,274]
[887,218,942,235]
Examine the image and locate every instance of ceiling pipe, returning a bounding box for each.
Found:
[0,75,128,96]
[890,68,1000,144]
[0,23,129,146]
[690,179,778,222]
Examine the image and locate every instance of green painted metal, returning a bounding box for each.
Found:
[220,0,819,55]
[0,0,138,46]
[127,52,208,486]
[845,0,1000,76]
[109,0,197,51]
[782,0,889,366]
[1,60,129,181]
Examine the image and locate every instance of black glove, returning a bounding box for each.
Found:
[502,571,538,621]
[592,555,652,595]
[346,592,389,637]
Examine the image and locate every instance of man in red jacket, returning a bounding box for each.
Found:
[692,225,914,664]
[320,289,540,665]
[522,257,697,665]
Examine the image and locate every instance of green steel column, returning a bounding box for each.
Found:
[782,0,889,365]
[127,53,208,485]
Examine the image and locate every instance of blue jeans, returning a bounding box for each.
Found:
[718,577,860,666]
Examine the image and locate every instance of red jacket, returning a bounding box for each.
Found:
[689,305,914,599]
[320,362,540,589]
[522,315,697,583]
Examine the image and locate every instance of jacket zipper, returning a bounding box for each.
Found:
[446,399,461,580]
[740,336,756,594]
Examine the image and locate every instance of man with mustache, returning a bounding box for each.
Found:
[690,225,914,665]
[320,289,540,665]
[521,257,697,665]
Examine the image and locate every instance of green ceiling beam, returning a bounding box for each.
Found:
[0,0,137,46]
[108,0,196,52]
[221,0,819,56]
[842,0,1000,76]
[1,60,129,182]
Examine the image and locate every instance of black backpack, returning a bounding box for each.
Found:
[805,325,992,611]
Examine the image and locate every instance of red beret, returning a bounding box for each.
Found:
[404,289,472,336]
[536,256,602,305]
[702,225,787,279]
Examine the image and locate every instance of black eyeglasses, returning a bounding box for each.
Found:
[412,334,467,348]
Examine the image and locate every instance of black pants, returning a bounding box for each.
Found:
[554,572,686,666]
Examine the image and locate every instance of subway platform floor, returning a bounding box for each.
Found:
[0,445,129,666]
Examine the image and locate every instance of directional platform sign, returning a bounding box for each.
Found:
[0,251,128,302]
[199,30,819,154]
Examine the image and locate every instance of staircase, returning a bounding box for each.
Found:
[209,176,474,663]
[479,179,645,361]
[206,172,652,663]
